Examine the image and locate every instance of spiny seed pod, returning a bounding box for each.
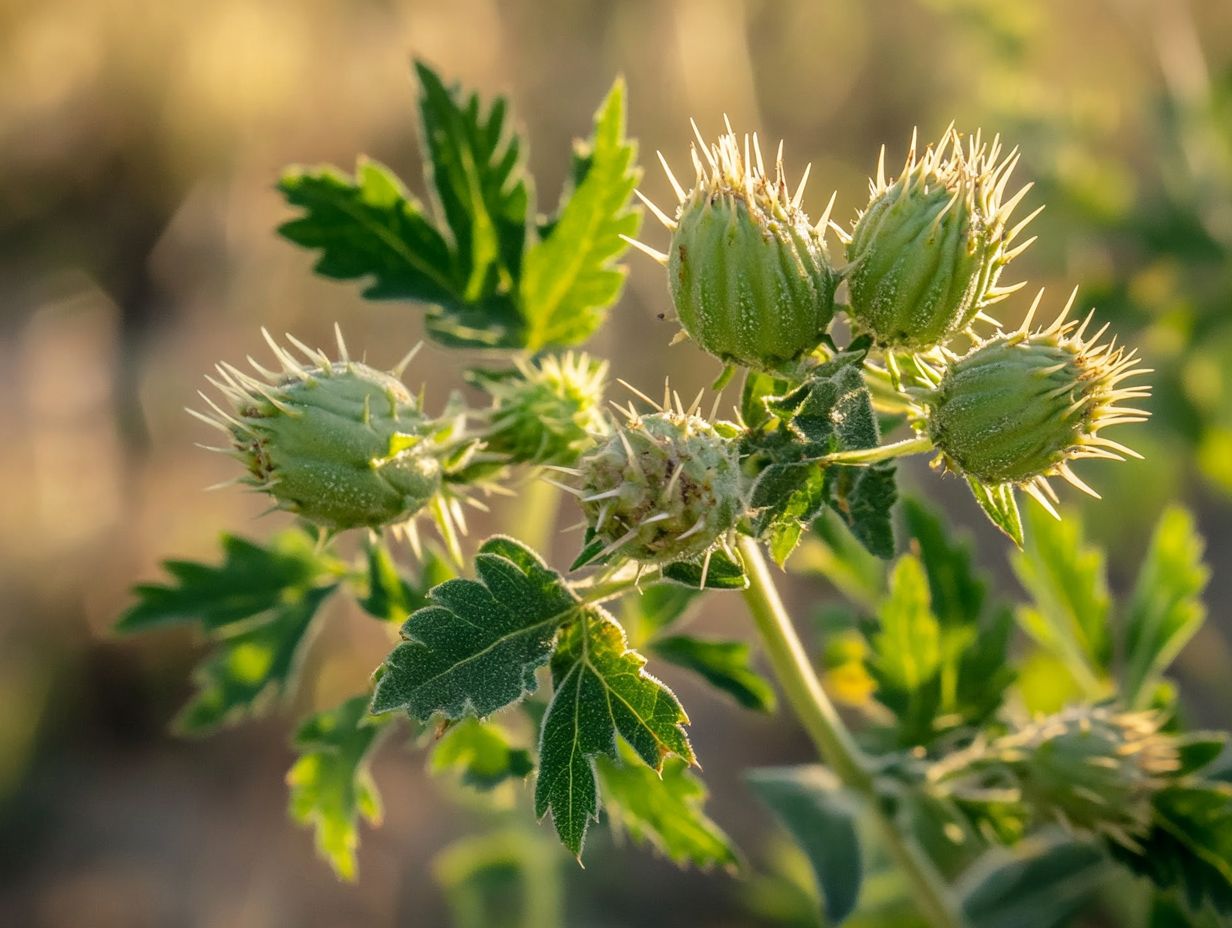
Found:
[920,290,1150,512]
[629,121,837,371]
[997,707,1178,847]
[475,352,609,465]
[930,706,1180,849]
[565,399,743,575]
[192,327,442,532]
[846,127,1040,349]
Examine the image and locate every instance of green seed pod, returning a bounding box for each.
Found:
[922,291,1150,509]
[929,705,1180,848]
[575,409,742,568]
[846,128,1039,349]
[476,352,609,465]
[1001,706,1178,846]
[195,329,441,532]
[633,125,837,371]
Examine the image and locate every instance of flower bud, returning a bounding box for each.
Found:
[575,409,742,568]
[475,352,608,465]
[632,124,837,371]
[846,128,1039,348]
[195,329,441,532]
[922,291,1150,509]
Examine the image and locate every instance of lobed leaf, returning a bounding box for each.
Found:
[371,536,580,721]
[519,77,641,350]
[535,608,694,857]
[288,695,390,882]
[596,741,738,871]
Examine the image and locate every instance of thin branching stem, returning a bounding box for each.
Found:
[737,535,966,928]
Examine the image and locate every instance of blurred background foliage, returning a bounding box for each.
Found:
[1,0,1230,925]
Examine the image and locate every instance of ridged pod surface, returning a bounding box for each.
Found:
[922,292,1150,508]
[577,411,741,564]
[635,124,837,371]
[198,332,441,532]
[847,128,1038,348]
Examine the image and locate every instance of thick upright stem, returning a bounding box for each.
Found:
[737,536,965,928]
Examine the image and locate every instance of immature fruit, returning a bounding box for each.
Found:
[576,410,742,566]
[846,128,1039,349]
[922,291,1150,510]
[997,706,1178,847]
[476,352,608,465]
[632,124,837,371]
[195,330,441,532]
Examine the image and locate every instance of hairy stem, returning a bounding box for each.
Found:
[738,536,965,928]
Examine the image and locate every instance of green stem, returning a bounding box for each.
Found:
[737,536,965,928]
[823,434,934,466]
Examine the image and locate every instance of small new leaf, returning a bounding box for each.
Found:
[431,717,533,790]
[288,695,389,882]
[371,536,580,721]
[535,608,694,857]
[1122,506,1209,708]
[596,741,738,871]
[651,635,776,713]
[520,77,641,350]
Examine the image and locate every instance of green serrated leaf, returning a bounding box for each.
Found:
[431,717,533,790]
[288,695,390,882]
[966,477,1024,547]
[1122,506,1209,707]
[176,584,337,734]
[1110,783,1232,917]
[746,765,863,925]
[1011,505,1111,687]
[959,837,1109,928]
[357,539,453,622]
[277,157,460,301]
[651,635,776,713]
[415,61,528,301]
[596,741,737,871]
[118,529,337,633]
[371,536,579,721]
[535,608,694,856]
[520,77,640,350]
